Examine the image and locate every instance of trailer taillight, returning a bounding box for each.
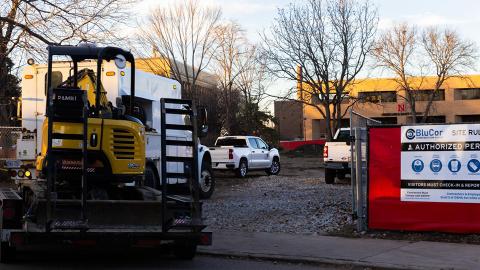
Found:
[9,170,17,178]
[323,146,328,158]
[228,149,234,159]
[0,189,23,229]
[200,232,212,246]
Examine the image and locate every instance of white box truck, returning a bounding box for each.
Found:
[5,58,215,198]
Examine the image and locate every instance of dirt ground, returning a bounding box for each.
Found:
[203,156,352,234]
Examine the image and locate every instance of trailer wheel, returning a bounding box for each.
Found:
[0,242,15,264]
[144,165,159,189]
[325,168,335,184]
[337,171,346,180]
[173,244,197,260]
[199,160,215,199]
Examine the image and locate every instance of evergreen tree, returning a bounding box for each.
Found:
[0,57,20,126]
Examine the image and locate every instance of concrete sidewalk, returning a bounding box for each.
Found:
[198,231,480,270]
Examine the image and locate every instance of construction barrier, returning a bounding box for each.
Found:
[279,139,326,151]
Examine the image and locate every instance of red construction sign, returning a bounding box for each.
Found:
[368,126,480,233]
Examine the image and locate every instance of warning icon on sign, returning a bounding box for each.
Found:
[467,159,480,173]
[412,159,424,173]
[430,159,442,173]
[448,159,461,173]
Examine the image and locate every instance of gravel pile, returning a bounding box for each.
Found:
[203,172,352,234]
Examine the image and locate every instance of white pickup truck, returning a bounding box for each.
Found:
[323,128,351,184]
[210,136,281,178]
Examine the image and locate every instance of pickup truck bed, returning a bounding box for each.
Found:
[323,128,351,184]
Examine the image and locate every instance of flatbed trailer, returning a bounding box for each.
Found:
[0,185,212,262]
[4,228,211,250]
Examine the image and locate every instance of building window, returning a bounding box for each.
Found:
[372,117,397,124]
[409,115,446,123]
[358,91,397,103]
[311,94,349,104]
[454,88,480,100]
[458,115,480,123]
[414,89,445,101]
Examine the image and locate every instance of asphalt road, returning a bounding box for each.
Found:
[4,249,341,270]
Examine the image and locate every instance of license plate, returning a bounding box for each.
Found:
[5,160,21,168]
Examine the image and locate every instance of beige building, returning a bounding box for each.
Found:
[302,75,480,140]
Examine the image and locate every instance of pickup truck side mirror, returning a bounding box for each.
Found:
[197,106,208,138]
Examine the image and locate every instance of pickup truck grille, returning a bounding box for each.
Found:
[111,129,136,160]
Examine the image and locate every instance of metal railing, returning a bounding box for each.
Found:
[350,110,381,232]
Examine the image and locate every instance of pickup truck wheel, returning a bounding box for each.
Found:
[266,158,281,175]
[236,159,248,178]
[173,244,197,260]
[199,161,215,199]
[325,168,336,184]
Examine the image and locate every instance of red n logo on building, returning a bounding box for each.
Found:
[397,103,405,112]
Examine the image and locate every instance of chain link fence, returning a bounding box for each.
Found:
[0,127,22,160]
[350,110,381,232]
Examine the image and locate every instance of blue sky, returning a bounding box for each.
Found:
[134,0,480,110]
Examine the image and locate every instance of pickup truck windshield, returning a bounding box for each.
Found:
[335,130,350,142]
[215,138,247,147]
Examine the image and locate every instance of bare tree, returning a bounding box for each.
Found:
[372,24,419,122]
[420,27,477,122]
[236,48,271,133]
[138,0,221,100]
[373,23,477,123]
[212,21,273,138]
[0,0,134,124]
[262,0,378,140]
[212,21,252,134]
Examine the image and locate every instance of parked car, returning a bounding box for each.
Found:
[323,128,351,184]
[210,136,281,178]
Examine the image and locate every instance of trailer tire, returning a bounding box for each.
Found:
[199,160,215,199]
[337,171,346,180]
[144,165,159,189]
[236,159,248,178]
[0,242,15,264]
[325,168,335,184]
[173,244,197,260]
